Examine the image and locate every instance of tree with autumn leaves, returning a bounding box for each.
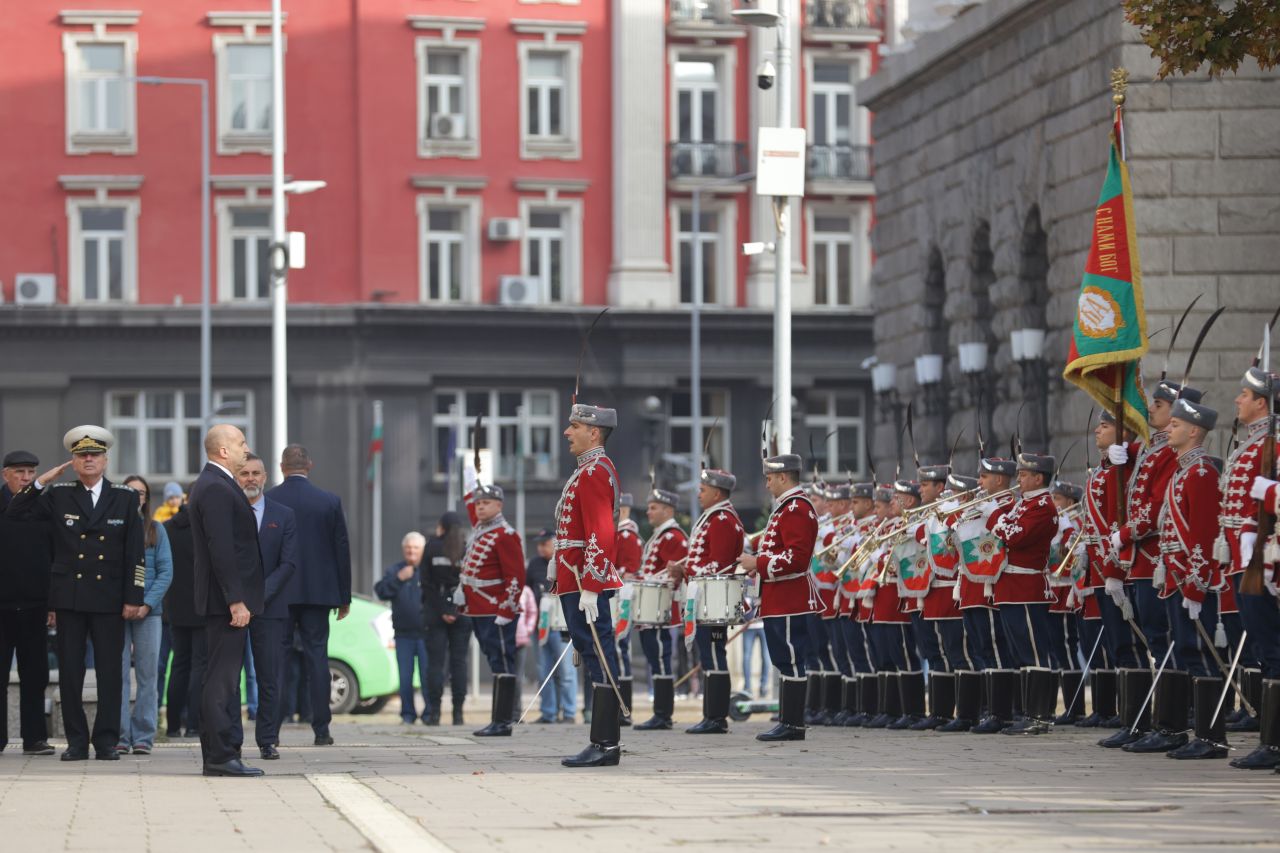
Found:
[1122,0,1280,78]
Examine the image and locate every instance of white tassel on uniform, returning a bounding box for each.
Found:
[1215,619,1228,649]
[1151,561,1166,590]
[1214,532,1229,564]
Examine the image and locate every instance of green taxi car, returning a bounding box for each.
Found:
[328,594,409,715]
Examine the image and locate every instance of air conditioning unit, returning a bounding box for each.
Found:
[14,274,56,306]
[499,276,543,307]
[487,218,522,241]
[429,112,466,140]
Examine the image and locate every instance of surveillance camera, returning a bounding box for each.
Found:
[756,59,776,91]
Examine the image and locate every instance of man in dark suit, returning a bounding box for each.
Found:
[234,453,296,760]
[266,444,351,746]
[5,426,146,761]
[188,424,265,777]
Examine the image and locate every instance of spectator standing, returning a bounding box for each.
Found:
[529,531,577,724]
[374,532,432,725]
[0,450,54,756]
[163,505,205,737]
[153,481,184,523]
[514,583,538,711]
[265,444,352,746]
[421,512,471,726]
[117,475,173,755]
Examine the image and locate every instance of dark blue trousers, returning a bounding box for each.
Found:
[868,623,915,672]
[286,606,332,736]
[1045,610,1079,670]
[925,618,971,672]
[560,591,619,685]
[910,612,945,672]
[804,614,837,671]
[1165,593,1219,677]
[1096,588,1146,669]
[232,616,286,748]
[1132,580,1171,666]
[1238,589,1280,678]
[825,618,853,675]
[638,627,673,678]
[694,625,728,671]
[962,608,1007,670]
[839,620,874,674]
[615,633,632,678]
[471,615,517,675]
[763,615,811,678]
[394,634,430,721]
[1076,614,1111,670]
[998,603,1053,669]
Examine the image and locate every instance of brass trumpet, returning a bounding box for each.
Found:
[950,487,1020,517]
[834,517,897,580]
[1051,529,1086,578]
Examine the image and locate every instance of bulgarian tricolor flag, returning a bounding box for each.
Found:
[1063,112,1150,442]
[365,420,384,487]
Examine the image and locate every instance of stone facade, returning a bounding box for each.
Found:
[858,0,1280,482]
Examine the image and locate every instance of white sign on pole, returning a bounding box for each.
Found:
[755,127,808,198]
[288,230,307,269]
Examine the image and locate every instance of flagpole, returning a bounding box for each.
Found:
[372,399,383,586]
[1111,68,1130,526]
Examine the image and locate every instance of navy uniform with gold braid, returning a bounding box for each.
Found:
[5,426,145,760]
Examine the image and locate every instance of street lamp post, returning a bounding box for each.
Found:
[270,0,288,484]
[958,341,993,451]
[871,362,904,473]
[1011,328,1048,450]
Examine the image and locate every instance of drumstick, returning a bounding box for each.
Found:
[672,623,752,689]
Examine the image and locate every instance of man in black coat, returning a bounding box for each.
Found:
[0,450,55,756]
[5,426,145,761]
[265,444,351,745]
[188,424,264,777]
[162,505,205,738]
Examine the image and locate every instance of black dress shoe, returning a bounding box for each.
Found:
[473,722,513,737]
[95,750,120,761]
[452,709,466,726]
[970,715,1009,734]
[183,729,200,738]
[23,741,56,756]
[259,745,280,760]
[424,713,440,726]
[887,714,923,730]
[1230,745,1280,770]
[756,722,805,742]
[314,735,335,746]
[1098,729,1143,748]
[61,748,89,762]
[1123,730,1189,753]
[937,717,974,733]
[908,715,947,731]
[1167,738,1228,760]
[685,717,728,734]
[1053,712,1081,726]
[562,742,620,767]
[1100,715,1124,728]
[830,711,850,726]
[862,713,894,729]
[1226,714,1260,733]
[845,712,871,727]
[633,714,673,731]
[203,758,265,777]
[1003,719,1053,736]
[1074,711,1102,728]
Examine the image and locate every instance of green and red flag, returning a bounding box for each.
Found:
[1063,114,1150,442]
[365,421,384,486]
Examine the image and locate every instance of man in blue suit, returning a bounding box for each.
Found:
[265,444,351,745]
[235,453,297,760]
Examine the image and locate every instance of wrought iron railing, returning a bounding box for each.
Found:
[806,144,872,181]
[669,141,750,179]
[805,0,885,31]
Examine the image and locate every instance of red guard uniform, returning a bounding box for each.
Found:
[640,518,688,626]
[1116,434,1175,581]
[686,499,744,577]
[1082,455,1128,586]
[922,502,964,621]
[756,485,821,618]
[614,517,643,581]
[1158,446,1224,603]
[1218,418,1269,576]
[871,518,912,626]
[988,488,1057,606]
[459,490,526,619]
[957,492,1016,610]
[553,446,623,597]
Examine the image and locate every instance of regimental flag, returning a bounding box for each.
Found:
[955,518,1007,583]
[614,584,633,638]
[1063,115,1150,443]
[682,581,699,648]
[537,595,551,644]
[365,420,384,487]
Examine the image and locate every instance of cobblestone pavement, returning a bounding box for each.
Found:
[2,704,1279,852]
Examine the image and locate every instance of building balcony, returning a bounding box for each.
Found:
[668,141,750,183]
[804,0,885,44]
[806,144,874,195]
[668,0,746,40]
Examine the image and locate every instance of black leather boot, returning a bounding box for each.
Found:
[848,673,878,726]
[686,671,730,734]
[757,676,806,742]
[1077,669,1116,728]
[1231,678,1280,769]
[1227,669,1262,732]
[820,673,844,726]
[940,670,981,732]
[1125,670,1190,752]
[864,673,900,728]
[1169,676,1229,760]
[803,673,824,726]
[635,676,674,730]
[972,670,1015,734]
[889,670,927,729]
[912,672,955,730]
[832,676,856,726]
[1055,670,1084,725]
[619,677,633,727]
[1099,668,1151,748]
[1005,668,1057,736]
[474,674,516,737]
[562,685,621,767]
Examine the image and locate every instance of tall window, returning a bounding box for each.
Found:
[227,45,271,133]
[678,209,718,305]
[668,390,730,470]
[423,207,465,303]
[107,390,252,479]
[418,41,479,157]
[225,207,271,302]
[65,35,136,153]
[433,390,558,481]
[812,214,854,307]
[425,51,465,128]
[675,58,720,176]
[525,51,566,139]
[804,392,866,477]
[811,60,853,149]
[526,208,567,303]
[76,206,130,303]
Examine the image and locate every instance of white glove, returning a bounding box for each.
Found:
[1074,543,1087,565]
[978,501,998,517]
[463,462,478,494]
[579,590,599,622]
[1241,532,1257,566]
[1265,576,1279,599]
[494,615,513,627]
[1250,476,1277,501]
[1110,531,1123,552]
[451,586,465,606]
[1107,444,1129,465]
[1104,577,1125,607]
[1182,597,1201,622]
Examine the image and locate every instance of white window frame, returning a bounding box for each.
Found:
[105,389,254,480]
[805,53,871,148]
[415,195,482,304]
[66,196,140,305]
[805,201,872,310]
[518,197,582,305]
[63,32,137,155]
[215,198,273,303]
[803,391,867,478]
[666,388,732,472]
[432,389,560,482]
[517,41,581,160]
[416,36,481,159]
[213,33,278,155]
[668,198,737,307]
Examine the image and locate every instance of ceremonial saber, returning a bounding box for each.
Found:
[1192,617,1256,716]
[1067,622,1106,716]
[1210,632,1249,729]
[517,641,573,725]
[1130,642,1174,735]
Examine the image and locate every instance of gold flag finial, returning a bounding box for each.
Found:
[1110,67,1130,106]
